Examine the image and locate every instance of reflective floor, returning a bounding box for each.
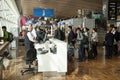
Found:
[1,45,120,80]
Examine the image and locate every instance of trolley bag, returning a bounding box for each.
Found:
[67,45,74,62]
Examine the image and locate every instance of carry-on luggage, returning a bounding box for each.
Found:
[67,45,74,62]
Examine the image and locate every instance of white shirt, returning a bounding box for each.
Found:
[27,32,35,42]
[91,32,98,42]
[31,29,37,38]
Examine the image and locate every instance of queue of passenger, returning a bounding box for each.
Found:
[67,25,120,61]
[104,27,120,59]
[17,19,120,62]
[22,22,120,62]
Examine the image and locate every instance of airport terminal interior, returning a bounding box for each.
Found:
[0,0,120,80]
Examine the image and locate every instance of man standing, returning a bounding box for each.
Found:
[105,29,114,59]
[76,28,84,61]
[112,27,120,55]
[78,24,84,33]
[68,26,75,45]
[53,22,61,40]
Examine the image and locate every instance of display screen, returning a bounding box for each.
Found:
[34,8,43,17]
[44,9,54,17]
[34,8,54,17]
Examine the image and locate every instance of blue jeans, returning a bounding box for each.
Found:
[78,43,84,60]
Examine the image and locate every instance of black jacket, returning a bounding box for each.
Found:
[54,28,61,40]
[105,32,114,46]
[114,31,120,42]
[68,30,75,44]
[36,30,45,41]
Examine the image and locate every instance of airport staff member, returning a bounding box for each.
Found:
[24,24,37,52]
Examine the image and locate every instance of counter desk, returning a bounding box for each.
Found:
[0,42,9,60]
[0,42,9,53]
[35,39,67,73]
[0,41,9,80]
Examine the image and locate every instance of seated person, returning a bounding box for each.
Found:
[24,24,38,52]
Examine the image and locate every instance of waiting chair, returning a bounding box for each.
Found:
[21,48,37,75]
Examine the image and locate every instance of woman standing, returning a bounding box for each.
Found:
[91,28,98,58]
[83,27,89,58]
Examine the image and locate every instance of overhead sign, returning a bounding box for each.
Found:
[34,8,54,17]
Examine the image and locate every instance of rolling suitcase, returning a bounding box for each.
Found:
[67,45,74,62]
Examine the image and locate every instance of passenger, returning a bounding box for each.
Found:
[112,27,120,55]
[118,41,120,57]
[36,26,46,43]
[83,27,89,59]
[52,22,61,40]
[67,26,75,45]
[21,26,26,38]
[74,28,78,41]
[35,18,43,27]
[76,28,84,61]
[78,24,84,33]
[60,27,65,41]
[19,26,26,45]
[91,28,98,58]
[105,29,114,59]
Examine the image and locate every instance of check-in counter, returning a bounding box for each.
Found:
[0,42,9,61]
[0,42,9,54]
[35,38,67,73]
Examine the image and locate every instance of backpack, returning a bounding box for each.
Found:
[7,32,14,42]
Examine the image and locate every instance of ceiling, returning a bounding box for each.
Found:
[15,0,103,18]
